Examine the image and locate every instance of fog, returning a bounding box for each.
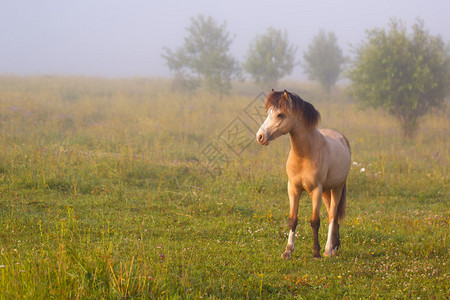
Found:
[1,0,449,79]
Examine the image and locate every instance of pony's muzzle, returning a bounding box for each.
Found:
[256,130,270,146]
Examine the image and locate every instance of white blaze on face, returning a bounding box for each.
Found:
[256,108,273,145]
[264,107,276,128]
[259,108,273,132]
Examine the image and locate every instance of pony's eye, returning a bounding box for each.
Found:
[277,113,285,119]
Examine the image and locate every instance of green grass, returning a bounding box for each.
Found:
[0,76,448,299]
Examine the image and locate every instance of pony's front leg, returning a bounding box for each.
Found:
[281,181,302,260]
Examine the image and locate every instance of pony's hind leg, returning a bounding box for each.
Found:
[281,181,302,260]
[324,217,340,257]
[324,185,344,257]
[310,187,323,259]
[322,190,331,213]
[323,190,339,255]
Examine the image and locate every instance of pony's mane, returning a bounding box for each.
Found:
[265,90,321,128]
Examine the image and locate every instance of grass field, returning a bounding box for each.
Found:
[0,76,448,299]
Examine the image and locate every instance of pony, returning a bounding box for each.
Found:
[256,90,351,259]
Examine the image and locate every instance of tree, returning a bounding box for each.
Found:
[348,19,450,138]
[162,15,240,97]
[244,27,297,89]
[303,30,345,92]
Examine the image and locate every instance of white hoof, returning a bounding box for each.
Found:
[281,251,292,260]
[331,246,339,256]
[324,246,339,257]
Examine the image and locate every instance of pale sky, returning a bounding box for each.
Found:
[1,0,449,79]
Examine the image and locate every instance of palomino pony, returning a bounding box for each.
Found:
[256,90,351,259]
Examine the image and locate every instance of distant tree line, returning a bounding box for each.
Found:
[163,15,450,138]
[162,15,345,95]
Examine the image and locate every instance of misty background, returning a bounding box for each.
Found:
[1,0,449,79]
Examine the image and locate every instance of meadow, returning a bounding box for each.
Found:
[0,76,448,299]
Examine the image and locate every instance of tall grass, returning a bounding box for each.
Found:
[0,76,448,298]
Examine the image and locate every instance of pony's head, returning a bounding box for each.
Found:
[256,90,320,146]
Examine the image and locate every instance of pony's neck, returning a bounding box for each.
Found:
[289,121,319,159]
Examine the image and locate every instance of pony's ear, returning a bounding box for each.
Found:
[283,90,289,100]
[272,88,275,93]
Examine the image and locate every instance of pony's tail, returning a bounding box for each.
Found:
[337,182,347,224]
